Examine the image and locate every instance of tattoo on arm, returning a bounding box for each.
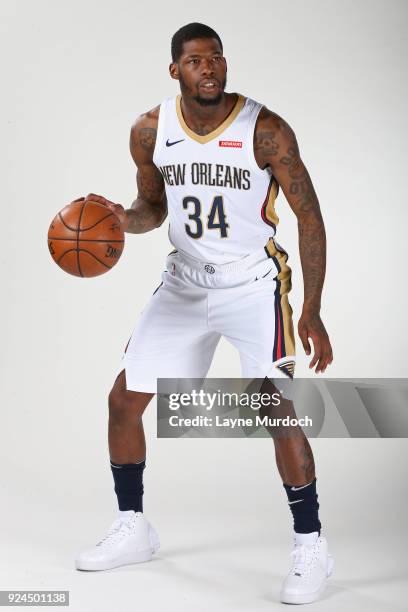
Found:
[279,147,317,214]
[139,127,157,152]
[254,130,279,158]
[298,220,326,307]
[278,141,326,307]
[126,170,166,233]
[254,130,279,168]
[126,125,166,233]
[137,165,164,202]
[126,198,166,233]
[126,115,166,234]
[254,111,328,312]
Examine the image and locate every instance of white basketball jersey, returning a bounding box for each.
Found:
[153,94,280,264]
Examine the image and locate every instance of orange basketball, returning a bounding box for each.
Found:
[47,200,125,277]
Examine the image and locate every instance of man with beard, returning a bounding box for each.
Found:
[75,22,334,605]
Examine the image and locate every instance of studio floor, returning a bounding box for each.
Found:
[2,470,406,612]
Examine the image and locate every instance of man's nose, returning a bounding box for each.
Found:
[200,59,214,76]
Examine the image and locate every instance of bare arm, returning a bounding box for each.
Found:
[254,108,325,310]
[254,108,333,373]
[126,107,168,233]
[84,107,167,234]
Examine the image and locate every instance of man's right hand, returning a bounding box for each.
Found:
[82,193,128,230]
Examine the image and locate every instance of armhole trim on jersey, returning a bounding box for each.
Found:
[152,99,167,166]
[246,102,270,178]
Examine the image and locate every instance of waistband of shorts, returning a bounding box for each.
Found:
[172,245,269,275]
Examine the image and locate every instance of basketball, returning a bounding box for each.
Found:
[47,200,125,277]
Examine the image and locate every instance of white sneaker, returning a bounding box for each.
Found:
[280,533,334,604]
[75,510,160,571]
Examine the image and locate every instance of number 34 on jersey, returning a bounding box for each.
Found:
[183,195,229,239]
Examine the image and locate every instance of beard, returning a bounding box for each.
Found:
[179,73,227,106]
[194,90,223,106]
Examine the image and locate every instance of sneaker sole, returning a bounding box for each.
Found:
[280,555,334,604]
[75,547,156,571]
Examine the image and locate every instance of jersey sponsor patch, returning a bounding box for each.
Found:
[219,140,243,148]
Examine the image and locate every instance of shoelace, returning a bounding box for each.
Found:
[290,543,317,576]
[96,518,135,547]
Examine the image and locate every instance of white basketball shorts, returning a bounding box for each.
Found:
[115,238,296,393]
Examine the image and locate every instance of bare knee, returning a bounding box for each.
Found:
[108,372,154,425]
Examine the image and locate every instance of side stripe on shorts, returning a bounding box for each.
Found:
[265,237,296,361]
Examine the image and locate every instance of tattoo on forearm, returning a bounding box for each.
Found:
[298,219,326,303]
[128,166,166,233]
[127,199,166,233]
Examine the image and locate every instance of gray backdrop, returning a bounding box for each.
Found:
[1,1,407,610]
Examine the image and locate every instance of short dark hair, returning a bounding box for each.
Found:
[171,23,223,62]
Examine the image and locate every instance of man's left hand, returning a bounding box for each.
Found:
[298,310,333,374]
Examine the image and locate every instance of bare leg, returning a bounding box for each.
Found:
[108,369,155,463]
[74,370,158,571]
[274,434,316,486]
[259,377,316,486]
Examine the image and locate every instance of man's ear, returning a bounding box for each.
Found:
[169,62,179,81]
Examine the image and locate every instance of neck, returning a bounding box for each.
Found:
[179,91,237,135]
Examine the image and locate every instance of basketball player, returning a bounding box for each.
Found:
[75,23,334,605]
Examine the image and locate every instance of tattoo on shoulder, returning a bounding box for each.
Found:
[139,127,157,151]
[254,130,279,157]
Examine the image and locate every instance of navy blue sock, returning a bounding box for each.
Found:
[110,459,145,513]
[283,477,321,535]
